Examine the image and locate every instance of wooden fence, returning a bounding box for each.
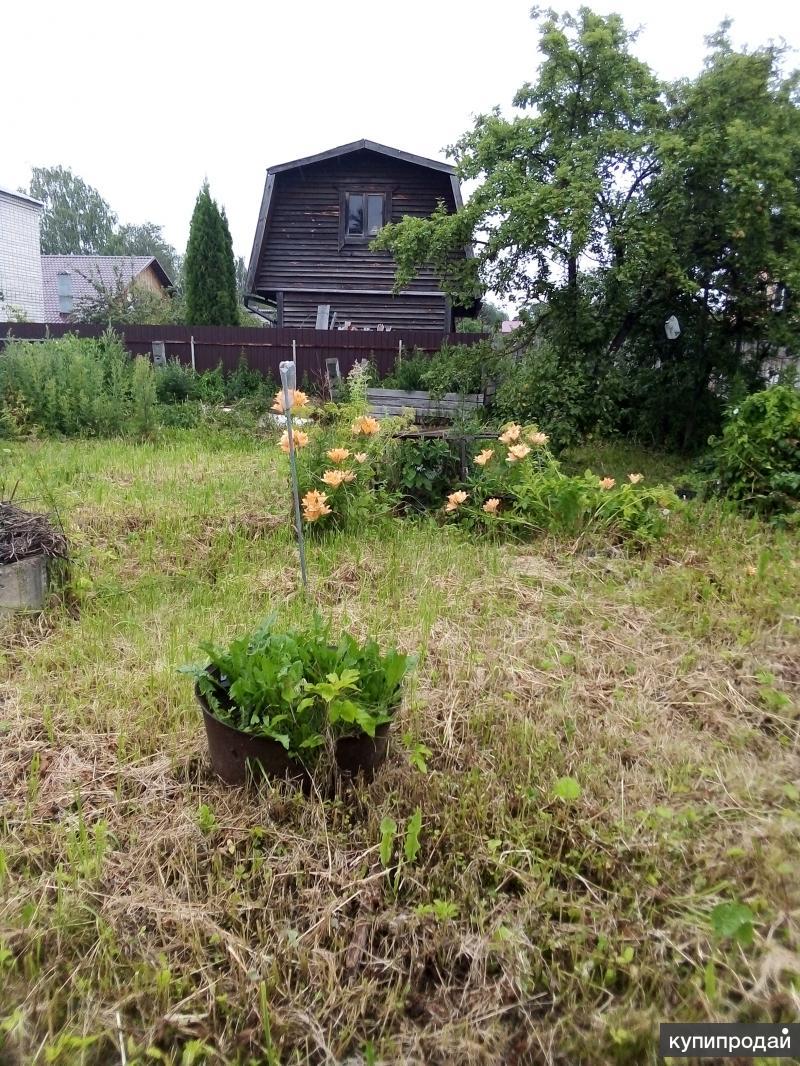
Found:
[0,323,487,381]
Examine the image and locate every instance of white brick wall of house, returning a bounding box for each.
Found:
[0,186,45,321]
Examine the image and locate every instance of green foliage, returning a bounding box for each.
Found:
[379,817,397,868]
[710,901,755,947]
[382,343,492,398]
[708,386,800,518]
[553,776,582,802]
[72,269,182,326]
[374,9,800,452]
[295,421,390,532]
[129,356,158,437]
[28,165,179,278]
[381,353,430,391]
[404,809,423,863]
[155,359,197,405]
[29,165,117,254]
[183,182,238,326]
[105,221,180,283]
[384,437,461,512]
[493,345,603,452]
[0,331,155,437]
[459,429,679,547]
[188,616,411,763]
[195,804,218,836]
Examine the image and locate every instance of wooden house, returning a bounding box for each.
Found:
[245,139,474,333]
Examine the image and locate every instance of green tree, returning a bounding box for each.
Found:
[375,7,665,354]
[183,183,239,326]
[105,222,181,284]
[633,27,800,446]
[28,165,117,254]
[375,8,800,450]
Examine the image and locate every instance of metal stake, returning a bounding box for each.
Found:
[279,360,308,588]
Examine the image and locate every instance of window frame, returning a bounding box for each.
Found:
[339,188,391,246]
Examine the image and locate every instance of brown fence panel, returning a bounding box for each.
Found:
[0,323,487,380]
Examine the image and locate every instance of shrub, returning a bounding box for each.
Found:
[381,352,430,391]
[383,437,461,512]
[224,354,272,402]
[381,342,493,397]
[708,386,800,518]
[418,341,491,398]
[155,359,197,405]
[0,331,155,437]
[130,356,158,436]
[492,344,598,452]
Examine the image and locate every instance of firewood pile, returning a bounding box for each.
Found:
[0,502,69,565]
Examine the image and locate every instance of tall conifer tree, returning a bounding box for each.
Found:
[184,182,238,325]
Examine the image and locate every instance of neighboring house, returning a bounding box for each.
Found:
[40,255,173,323]
[246,139,476,332]
[0,185,45,321]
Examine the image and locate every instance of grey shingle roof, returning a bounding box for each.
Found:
[40,255,172,322]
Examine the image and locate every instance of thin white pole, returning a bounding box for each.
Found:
[292,338,297,366]
[279,361,307,589]
[190,335,196,372]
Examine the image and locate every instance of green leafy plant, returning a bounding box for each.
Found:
[404,809,423,863]
[415,899,459,921]
[185,616,411,764]
[379,817,397,868]
[710,901,755,947]
[385,437,461,512]
[708,386,800,519]
[553,776,582,802]
[453,426,679,547]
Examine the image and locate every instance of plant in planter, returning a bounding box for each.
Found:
[186,617,412,785]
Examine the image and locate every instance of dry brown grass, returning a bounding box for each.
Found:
[0,434,798,1065]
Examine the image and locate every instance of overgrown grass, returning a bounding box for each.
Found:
[1,431,798,1065]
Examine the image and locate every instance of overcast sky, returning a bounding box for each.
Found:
[3,0,798,268]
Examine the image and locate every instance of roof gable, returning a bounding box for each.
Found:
[246,139,462,296]
[267,139,456,176]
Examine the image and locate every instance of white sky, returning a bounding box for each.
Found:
[3,0,798,267]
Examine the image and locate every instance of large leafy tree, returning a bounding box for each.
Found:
[376,7,666,352]
[28,166,181,284]
[183,183,239,326]
[375,7,800,449]
[106,222,181,284]
[29,166,118,254]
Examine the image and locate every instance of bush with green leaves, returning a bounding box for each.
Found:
[188,616,411,764]
[383,437,461,512]
[708,386,800,519]
[0,331,157,437]
[492,344,607,453]
[155,359,197,405]
[381,342,493,398]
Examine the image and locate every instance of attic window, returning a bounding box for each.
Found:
[343,191,386,241]
[56,272,73,314]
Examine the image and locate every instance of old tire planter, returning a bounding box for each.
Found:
[196,684,310,788]
[335,722,390,782]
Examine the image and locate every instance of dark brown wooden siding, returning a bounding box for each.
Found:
[281,291,446,331]
[253,149,456,330]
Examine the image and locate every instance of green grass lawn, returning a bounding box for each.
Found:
[1,430,798,1065]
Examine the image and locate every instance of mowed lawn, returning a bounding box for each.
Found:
[1,430,799,1065]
